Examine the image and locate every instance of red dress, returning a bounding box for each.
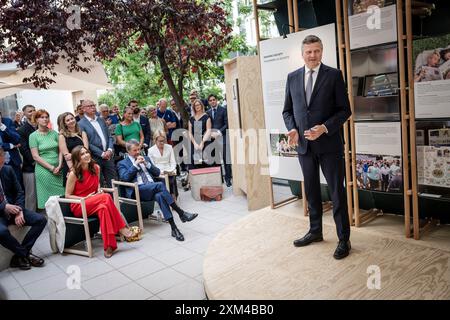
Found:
[70,165,126,251]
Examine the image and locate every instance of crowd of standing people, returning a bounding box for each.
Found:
[0,90,232,269]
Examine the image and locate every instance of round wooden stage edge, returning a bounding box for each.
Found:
[203,205,450,300]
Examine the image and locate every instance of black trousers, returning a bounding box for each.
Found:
[93,156,117,188]
[0,209,47,258]
[298,150,350,241]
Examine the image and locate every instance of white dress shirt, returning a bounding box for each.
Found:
[84,114,107,151]
[129,156,154,185]
[148,144,176,173]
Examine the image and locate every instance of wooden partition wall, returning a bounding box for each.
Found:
[335,0,426,239]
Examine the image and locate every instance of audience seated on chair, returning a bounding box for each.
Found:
[117,139,198,241]
[65,145,139,258]
[148,130,179,201]
[0,147,47,270]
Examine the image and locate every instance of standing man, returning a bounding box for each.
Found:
[78,100,117,187]
[0,112,22,187]
[17,105,37,211]
[207,94,232,187]
[128,100,150,151]
[282,35,352,259]
[157,98,178,145]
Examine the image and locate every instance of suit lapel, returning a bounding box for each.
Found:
[297,67,306,107]
[309,64,328,106]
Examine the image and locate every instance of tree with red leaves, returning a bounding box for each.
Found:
[0,0,232,122]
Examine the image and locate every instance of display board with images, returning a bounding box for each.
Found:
[351,44,400,121]
[259,23,337,182]
[416,121,450,199]
[355,122,403,193]
[348,0,397,50]
[413,33,450,119]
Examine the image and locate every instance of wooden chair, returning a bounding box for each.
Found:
[111,180,163,231]
[57,187,115,258]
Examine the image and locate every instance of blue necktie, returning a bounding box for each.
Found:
[306,69,314,106]
[212,108,216,120]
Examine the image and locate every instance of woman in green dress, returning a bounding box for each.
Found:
[115,106,144,148]
[29,109,64,209]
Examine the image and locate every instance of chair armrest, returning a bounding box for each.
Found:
[111,180,138,188]
[57,197,83,205]
[101,187,114,194]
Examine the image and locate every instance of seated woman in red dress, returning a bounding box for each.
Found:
[65,145,138,258]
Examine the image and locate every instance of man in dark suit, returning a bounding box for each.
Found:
[128,100,150,151]
[0,112,22,187]
[206,94,232,187]
[282,35,352,259]
[78,99,117,187]
[117,139,198,241]
[0,147,47,270]
[17,105,37,211]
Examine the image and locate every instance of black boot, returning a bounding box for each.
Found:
[171,227,185,241]
[10,255,31,270]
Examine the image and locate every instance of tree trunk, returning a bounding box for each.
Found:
[157,50,189,128]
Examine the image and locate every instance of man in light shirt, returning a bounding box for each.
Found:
[117,139,198,241]
[78,100,117,187]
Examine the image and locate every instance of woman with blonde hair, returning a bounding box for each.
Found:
[148,105,167,146]
[188,99,212,169]
[58,112,89,186]
[148,130,179,200]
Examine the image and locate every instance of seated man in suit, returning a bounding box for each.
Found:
[117,139,198,241]
[0,147,47,270]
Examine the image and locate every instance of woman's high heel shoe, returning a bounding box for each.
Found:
[121,226,142,242]
[104,247,114,258]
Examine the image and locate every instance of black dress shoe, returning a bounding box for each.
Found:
[171,228,185,241]
[27,253,45,267]
[333,240,351,260]
[180,211,198,223]
[225,180,232,187]
[10,255,31,270]
[293,232,323,247]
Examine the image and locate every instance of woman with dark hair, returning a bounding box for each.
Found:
[115,107,144,149]
[29,109,64,210]
[58,112,89,186]
[65,146,139,258]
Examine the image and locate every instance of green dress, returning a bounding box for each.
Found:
[29,130,64,209]
[115,121,142,143]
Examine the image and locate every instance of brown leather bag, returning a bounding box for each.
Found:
[200,186,224,201]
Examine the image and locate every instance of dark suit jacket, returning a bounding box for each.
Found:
[0,165,25,217]
[207,106,228,137]
[138,115,150,146]
[0,117,22,167]
[78,116,114,159]
[17,121,36,173]
[282,64,351,155]
[117,155,161,198]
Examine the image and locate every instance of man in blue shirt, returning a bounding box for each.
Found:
[157,98,178,144]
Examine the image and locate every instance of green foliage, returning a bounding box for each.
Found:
[413,34,450,63]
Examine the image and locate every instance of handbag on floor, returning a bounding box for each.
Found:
[200,186,224,201]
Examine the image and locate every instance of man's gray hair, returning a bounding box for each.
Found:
[302,35,323,51]
[126,139,140,152]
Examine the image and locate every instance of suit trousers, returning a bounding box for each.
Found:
[23,172,37,212]
[0,209,47,258]
[137,182,174,220]
[298,150,350,241]
[93,156,117,188]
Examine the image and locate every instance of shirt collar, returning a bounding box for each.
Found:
[84,114,97,122]
[304,63,321,75]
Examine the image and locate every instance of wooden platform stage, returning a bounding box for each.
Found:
[203,201,450,299]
